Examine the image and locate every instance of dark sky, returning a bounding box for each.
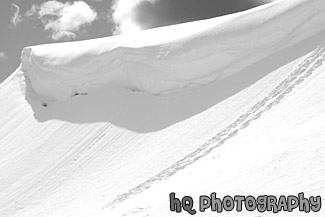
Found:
[134,0,273,30]
[0,0,273,82]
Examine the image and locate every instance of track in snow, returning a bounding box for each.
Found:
[104,43,325,209]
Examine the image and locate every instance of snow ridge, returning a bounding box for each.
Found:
[21,0,325,101]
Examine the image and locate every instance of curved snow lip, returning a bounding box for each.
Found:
[21,0,325,102]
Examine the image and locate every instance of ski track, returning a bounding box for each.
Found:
[104,43,325,209]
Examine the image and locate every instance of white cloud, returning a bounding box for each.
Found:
[26,1,98,41]
[111,0,156,35]
[10,3,22,28]
[0,52,8,61]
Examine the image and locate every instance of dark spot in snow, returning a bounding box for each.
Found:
[73,92,88,97]
[42,102,48,107]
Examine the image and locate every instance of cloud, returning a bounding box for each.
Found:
[0,52,8,61]
[26,1,98,40]
[110,0,156,35]
[10,3,22,29]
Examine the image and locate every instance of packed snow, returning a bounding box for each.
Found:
[1,0,325,217]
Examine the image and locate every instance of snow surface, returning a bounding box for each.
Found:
[21,0,325,101]
[1,0,325,217]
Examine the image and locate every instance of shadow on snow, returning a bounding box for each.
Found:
[25,30,325,133]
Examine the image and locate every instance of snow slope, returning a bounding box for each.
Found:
[0,0,325,217]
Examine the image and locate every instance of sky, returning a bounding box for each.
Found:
[0,0,273,82]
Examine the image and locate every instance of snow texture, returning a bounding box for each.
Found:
[1,0,325,217]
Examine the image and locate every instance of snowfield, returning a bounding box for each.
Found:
[1,0,325,216]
